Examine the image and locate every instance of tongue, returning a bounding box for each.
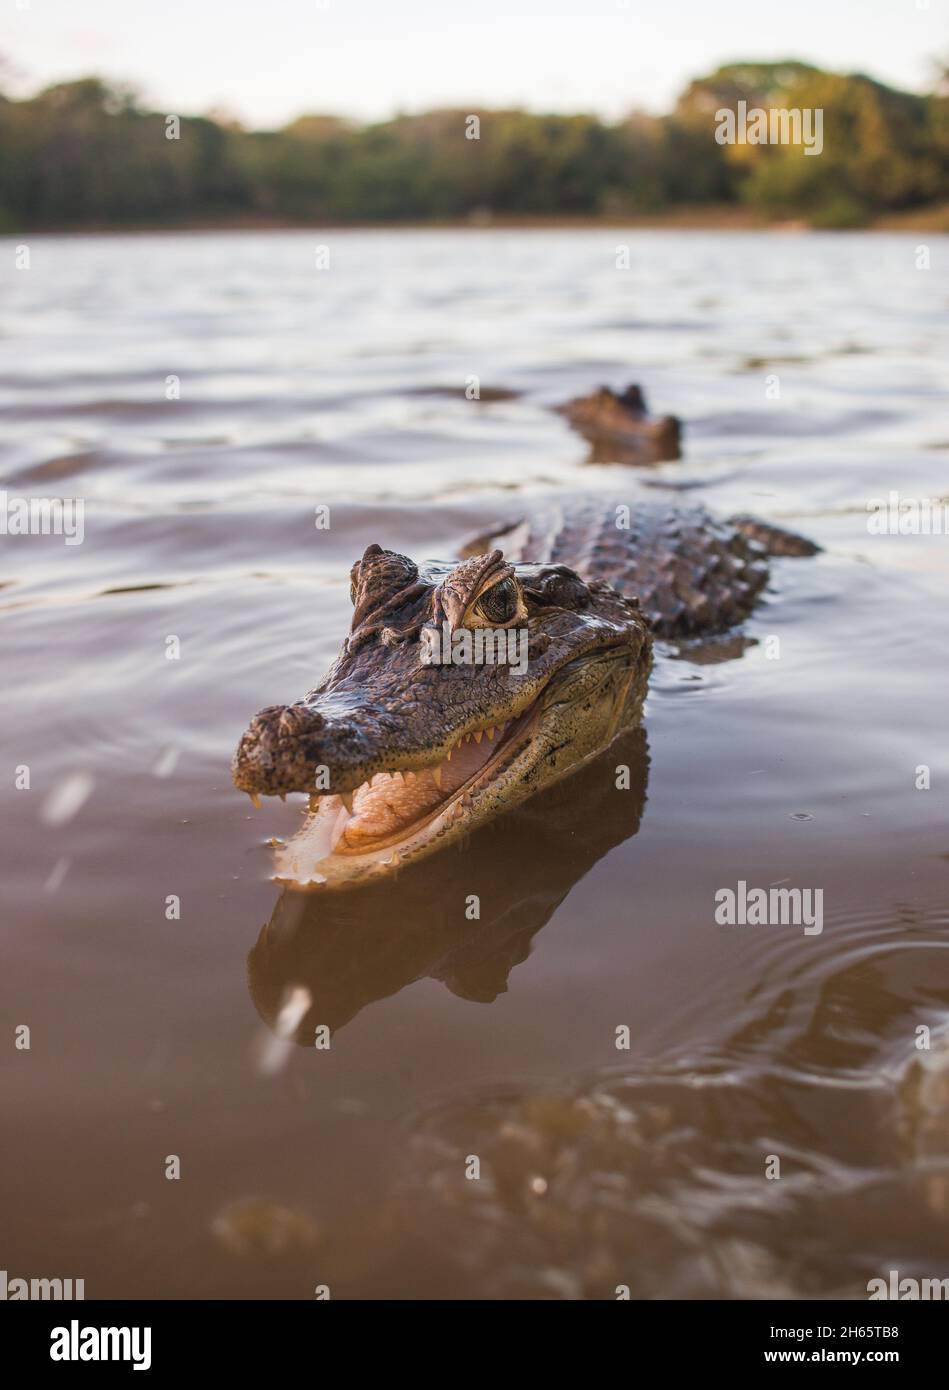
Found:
[338,735,499,849]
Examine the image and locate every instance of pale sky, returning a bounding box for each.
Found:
[3,0,946,126]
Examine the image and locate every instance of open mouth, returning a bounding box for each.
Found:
[249,641,640,888]
[273,701,540,885]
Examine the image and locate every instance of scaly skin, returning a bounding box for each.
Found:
[232,495,816,886]
[461,498,817,638]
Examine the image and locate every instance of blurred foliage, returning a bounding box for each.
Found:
[0,60,945,228]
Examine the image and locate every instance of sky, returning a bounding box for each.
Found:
[2,0,946,127]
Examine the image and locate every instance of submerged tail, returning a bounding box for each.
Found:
[728,515,821,558]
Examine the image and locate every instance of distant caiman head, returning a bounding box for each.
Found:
[232,543,651,887]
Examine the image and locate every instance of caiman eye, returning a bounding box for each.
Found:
[473,576,520,626]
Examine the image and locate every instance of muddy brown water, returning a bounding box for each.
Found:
[1,229,948,1299]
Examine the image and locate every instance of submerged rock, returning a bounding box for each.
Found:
[210,1198,320,1258]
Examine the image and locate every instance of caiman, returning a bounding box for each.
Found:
[232,495,817,887]
[557,383,682,461]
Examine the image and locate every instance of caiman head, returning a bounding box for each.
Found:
[232,541,651,887]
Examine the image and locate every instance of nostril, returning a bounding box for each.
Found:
[278,703,324,736]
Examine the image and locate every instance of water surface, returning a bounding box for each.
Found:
[1,229,948,1298]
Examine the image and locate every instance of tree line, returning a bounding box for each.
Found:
[0,60,945,229]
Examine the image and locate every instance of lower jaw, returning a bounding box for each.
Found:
[275,794,471,889]
[273,710,540,890]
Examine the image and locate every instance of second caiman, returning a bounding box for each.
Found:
[232,495,818,887]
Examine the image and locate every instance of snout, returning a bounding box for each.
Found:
[231,702,328,796]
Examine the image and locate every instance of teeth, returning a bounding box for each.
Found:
[473,730,482,744]
[486,726,495,740]
[404,771,416,785]
[249,793,262,810]
[308,793,320,814]
[432,766,443,789]
[278,793,286,802]
[445,745,452,761]
[330,807,351,852]
[339,790,354,813]
[391,771,405,784]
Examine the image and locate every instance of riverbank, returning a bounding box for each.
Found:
[7,202,949,238]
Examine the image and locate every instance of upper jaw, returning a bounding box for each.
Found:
[232,609,640,803]
[233,633,548,802]
[231,680,541,802]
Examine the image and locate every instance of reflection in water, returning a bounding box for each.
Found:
[249,729,649,1040]
[582,434,679,467]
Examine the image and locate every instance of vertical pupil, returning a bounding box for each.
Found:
[485,580,514,620]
